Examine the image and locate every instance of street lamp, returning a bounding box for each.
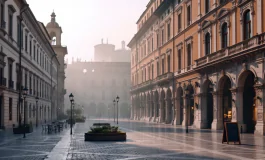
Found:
[23,87,28,138]
[69,93,74,135]
[113,99,116,123]
[185,88,190,133]
[116,95,119,125]
[35,96,39,128]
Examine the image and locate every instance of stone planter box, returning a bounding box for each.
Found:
[13,126,33,134]
[84,132,126,141]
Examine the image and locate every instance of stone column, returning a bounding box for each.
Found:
[165,98,171,123]
[194,93,203,129]
[211,91,222,130]
[254,85,264,135]
[159,100,163,123]
[230,88,238,123]
[182,95,188,126]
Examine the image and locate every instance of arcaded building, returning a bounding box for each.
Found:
[129,0,265,135]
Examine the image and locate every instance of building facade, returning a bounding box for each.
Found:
[0,0,62,129]
[129,0,265,136]
[65,61,131,118]
[46,11,68,117]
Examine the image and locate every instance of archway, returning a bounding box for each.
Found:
[166,88,172,123]
[186,85,194,126]
[154,91,159,118]
[239,71,256,133]
[177,87,184,125]
[203,80,213,129]
[160,90,166,123]
[147,93,151,118]
[218,75,232,128]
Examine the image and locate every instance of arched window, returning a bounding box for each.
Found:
[244,10,251,40]
[221,23,228,48]
[205,33,211,55]
[167,54,170,72]
[205,0,210,13]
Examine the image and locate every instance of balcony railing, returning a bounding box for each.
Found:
[156,72,174,83]
[8,80,14,89]
[0,78,6,87]
[195,33,265,67]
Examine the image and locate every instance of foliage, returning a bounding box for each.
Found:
[88,125,120,133]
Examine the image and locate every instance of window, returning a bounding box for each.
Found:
[157,61,159,76]
[8,13,13,37]
[33,105,35,118]
[151,37,154,51]
[221,23,228,48]
[30,76,32,94]
[151,64,154,79]
[187,44,192,68]
[33,45,36,60]
[167,23,170,40]
[24,72,27,88]
[178,49,181,70]
[8,60,13,89]
[29,104,31,118]
[220,0,227,5]
[162,58,165,74]
[244,10,251,40]
[148,66,151,80]
[205,0,210,14]
[187,5,191,26]
[205,33,211,55]
[144,68,146,81]
[0,3,4,28]
[167,55,170,72]
[178,13,182,32]
[25,34,28,52]
[29,40,32,56]
[161,29,164,44]
[156,32,159,48]
[9,98,12,120]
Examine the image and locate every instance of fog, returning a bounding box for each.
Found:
[64,40,131,119]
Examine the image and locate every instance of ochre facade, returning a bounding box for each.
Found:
[128,0,265,135]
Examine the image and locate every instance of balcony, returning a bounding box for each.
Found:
[195,33,265,68]
[156,72,174,85]
[0,78,6,87]
[0,20,6,37]
[8,80,14,89]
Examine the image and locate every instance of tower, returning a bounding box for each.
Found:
[46,11,62,46]
[46,11,68,119]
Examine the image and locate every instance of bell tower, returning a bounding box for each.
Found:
[46,11,62,46]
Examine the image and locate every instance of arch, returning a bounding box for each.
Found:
[238,68,257,87]
[237,70,256,133]
[202,20,211,29]
[217,8,230,18]
[186,84,194,126]
[176,86,184,125]
[202,79,214,129]
[160,89,166,123]
[154,90,159,118]
[218,74,233,91]
[166,88,173,123]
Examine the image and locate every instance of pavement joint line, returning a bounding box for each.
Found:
[0,147,50,154]
[120,127,252,160]
[0,153,47,159]
[74,146,138,152]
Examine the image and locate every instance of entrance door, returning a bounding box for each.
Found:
[243,72,256,133]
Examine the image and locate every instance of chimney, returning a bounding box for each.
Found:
[122,41,125,50]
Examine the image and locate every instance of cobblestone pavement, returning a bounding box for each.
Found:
[60,119,265,160]
[0,125,69,160]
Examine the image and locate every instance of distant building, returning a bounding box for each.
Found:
[94,40,130,62]
[65,61,130,118]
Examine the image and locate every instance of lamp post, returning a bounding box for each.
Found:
[18,3,29,127]
[185,88,189,133]
[23,87,28,138]
[116,95,119,125]
[113,99,116,123]
[35,96,39,128]
[69,93,74,135]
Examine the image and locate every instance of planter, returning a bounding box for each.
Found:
[84,132,126,141]
[13,126,33,134]
[93,123,110,127]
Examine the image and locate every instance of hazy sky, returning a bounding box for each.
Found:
[27,0,149,62]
